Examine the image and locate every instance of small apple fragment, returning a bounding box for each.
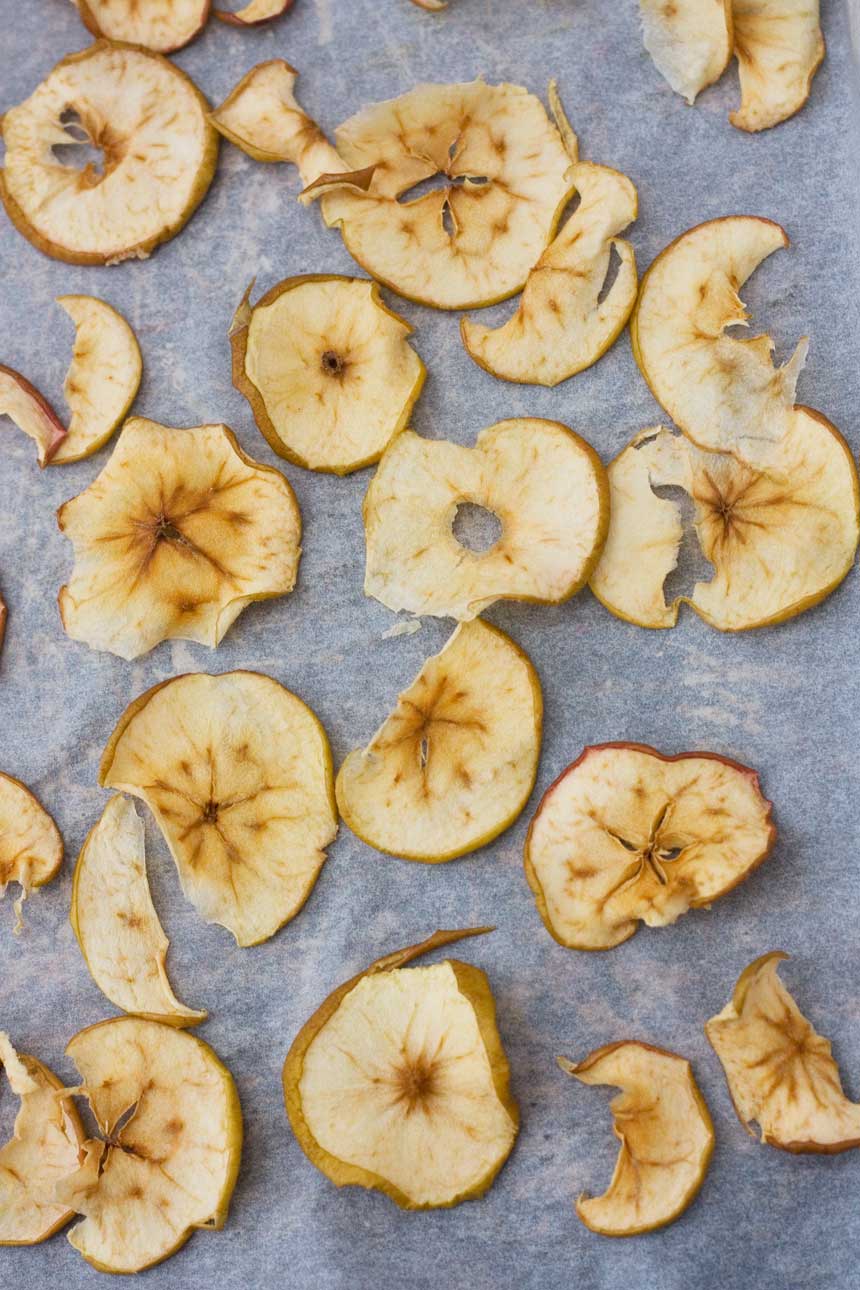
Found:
[706,952,860,1152]
[59,1017,242,1272]
[215,0,294,25]
[210,61,344,175]
[525,743,775,951]
[559,1042,714,1235]
[410,0,448,10]
[0,1034,84,1245]
[461,162,638,386]
[730,0,824,132]
[0,42,218,265]
[0,772,63,932]
[57,417,301,660]
[283,927,518,1209]
[0,366,67,466]
[364,419,609,620]
[232,275,425,474]
[71,0,211,51]
[639,0,733,104]
[71,796,206,1027]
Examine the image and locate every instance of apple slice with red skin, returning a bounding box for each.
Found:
[0,366,67,466]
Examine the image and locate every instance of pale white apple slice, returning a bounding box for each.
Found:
[0,772,63,931]
[639,0,733,103]
[72,0,210,51]
[0,366,66,466]
[215,0,293,24]
[730,0,824,132]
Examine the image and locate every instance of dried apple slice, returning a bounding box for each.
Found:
[525,743,775,951]
[231,275,425,474]
[706,952,860,1152]
[215,0,293,24]
[59,1017,242,1272]
[364,419,608,619]
[283,927,518,1209]
[99,671,337,947]
[730,0,824,132]
[461,162,638,386]
[0,366,67,466]
[0,772,63,931]
[639,0,733,103]
[71,796,206,1026]
[72,0,211,51]
[0,42,218,265]
[0,1034,84,1245]
[57,417,301,660]
[559,1042,714,1235]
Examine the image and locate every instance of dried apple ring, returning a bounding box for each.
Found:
[730,1,824,132]
[72,0,211,51]
[639,0,733,103]
[0,772,63,931]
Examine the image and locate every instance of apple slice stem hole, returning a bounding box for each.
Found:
[651,484,715,602]
[52,110,105,176]
[451,502,503,554]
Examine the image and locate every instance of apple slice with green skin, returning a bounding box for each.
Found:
[730,0,824,132]
[706,952,860,1152]
[283,928,519,1210]
[559,1042,714,1235]
[71,796,206,1027]
[0,367,67,466]
[215,0,294,25]
[72,0,211,51]
[0,772,63,933]
[0,1034,85,1246]
[639,0,733,104]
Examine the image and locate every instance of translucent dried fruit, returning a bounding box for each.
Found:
[706,952,860,1152]
[364,419,609,620]
[559,1042,714,1235]
[72,0,211,51]
[730,0,824,132]
[525,743,775,950]
[0,366,67,466]
[639,0,733,103]
[57,417,301,660]
[0,772,63,931]
[215,0,294,25]
[283,928,518,1209]
[210,61,344,173]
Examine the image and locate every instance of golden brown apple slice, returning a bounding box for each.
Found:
[283,928,518,1209]
[71,796,206,1026]
[231,275,425,474]
[72,0,211,51]
[215,0,293,24]
[364,419,608,619]
[0,43,218,265]
[525,743,774,950]
[57,417,301,660]
[0,366,67,466]
[461,162,638,386]
[0,1034,84,1245]
[0,772,63,931]
[706,952,860,1152]
[639,0,733,103]
[590,413,859,631]
[99,671,337,947]
[730,0,824,132]
[559,1042,714,1235]
[337,621,542,862]
[58,1017,242,1272]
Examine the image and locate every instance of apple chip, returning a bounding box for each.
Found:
[706,952,860,1152]
[461,162,638,386]
[210,61,345,174]
[72,0,211,51]
[0,1034,84,1245]
[364,419,608,619]
[231,275,425,474]
[0,366,67,466]
[99,671,337,947]
[283,928,518,1209]
[59,1017,242,1272]
[730,0,824,132]
[71,796,206,1026]
[0,42,218,265]
[639,0,733,103]
[559,1042,714,1235]
[590,414,859,631]
[0,772,63,931]
[525,743,774,951]
[57,417,301,660]
[215,0,293,24]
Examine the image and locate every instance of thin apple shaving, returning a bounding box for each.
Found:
[0,773,63,934]
[71,0,210,51]
[547,79,579,160]
[0,367,67,466]
[639,0,733,103]
[730,0,824,132]
[215,0,294,24]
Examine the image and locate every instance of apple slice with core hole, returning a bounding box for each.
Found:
[215,0,293,25]
[0,772,63,933]
[639,0,733,103]
[730,0,824,132]
[71,0,211,51]
[210,61,345,174]
[0,367,67,466]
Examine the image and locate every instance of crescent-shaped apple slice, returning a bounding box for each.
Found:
[461,162,638,386]
[559,1042,714,1235]
[0,1034,84,1245]
[215,0,293,25]
[0,367,67,466]
[283,927,518,1209]
[71,796,206,1026]
[72,0,211,51]
[639,0,733,103]
[0,772,63,932]
[706,952,860,1152]
[730,0,825,132]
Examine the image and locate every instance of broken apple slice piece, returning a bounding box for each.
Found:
[100,671,337,947]
[0,366,67,466]
[410,0,448,10]
[639,0,733,103]
[461,162,638,386]
[60,1017,242,1272]
[337,621,542,862]
[72,0,211,51]
[364,419,608,619]
[706,952,860,1152]
[559,1042,714,1235]
[0,772,63,931]
[57,417,301,660]
[283,928,518,1208]
[215,0,293,24]
[730,0,825,132]
[232,275,425,474]
[525,743,775,950]
[71,796,206,1026]
[0,42,218,265]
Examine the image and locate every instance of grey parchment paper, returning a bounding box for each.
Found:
[2,1,860,1287]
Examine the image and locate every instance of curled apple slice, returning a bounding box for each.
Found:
[71,796,206,1026]
[525,743,774,950]
[231,275,425,474]
[0,1034,84,1245]
[364,419,608,619]
[0,366,67,466]
[57,417,301,660]
[0,772,63,932]
[639,0,733,103]
[210,61,344,174]
[461,162,638,386]
[283,928,518,1209]
[706,952,860,1152]
[59,1017,242,1272]
[559,1042,714,1235]
[215,0,293,24]
[72,0,211,51]
[730,0,824,132]
[0,42,218,265]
